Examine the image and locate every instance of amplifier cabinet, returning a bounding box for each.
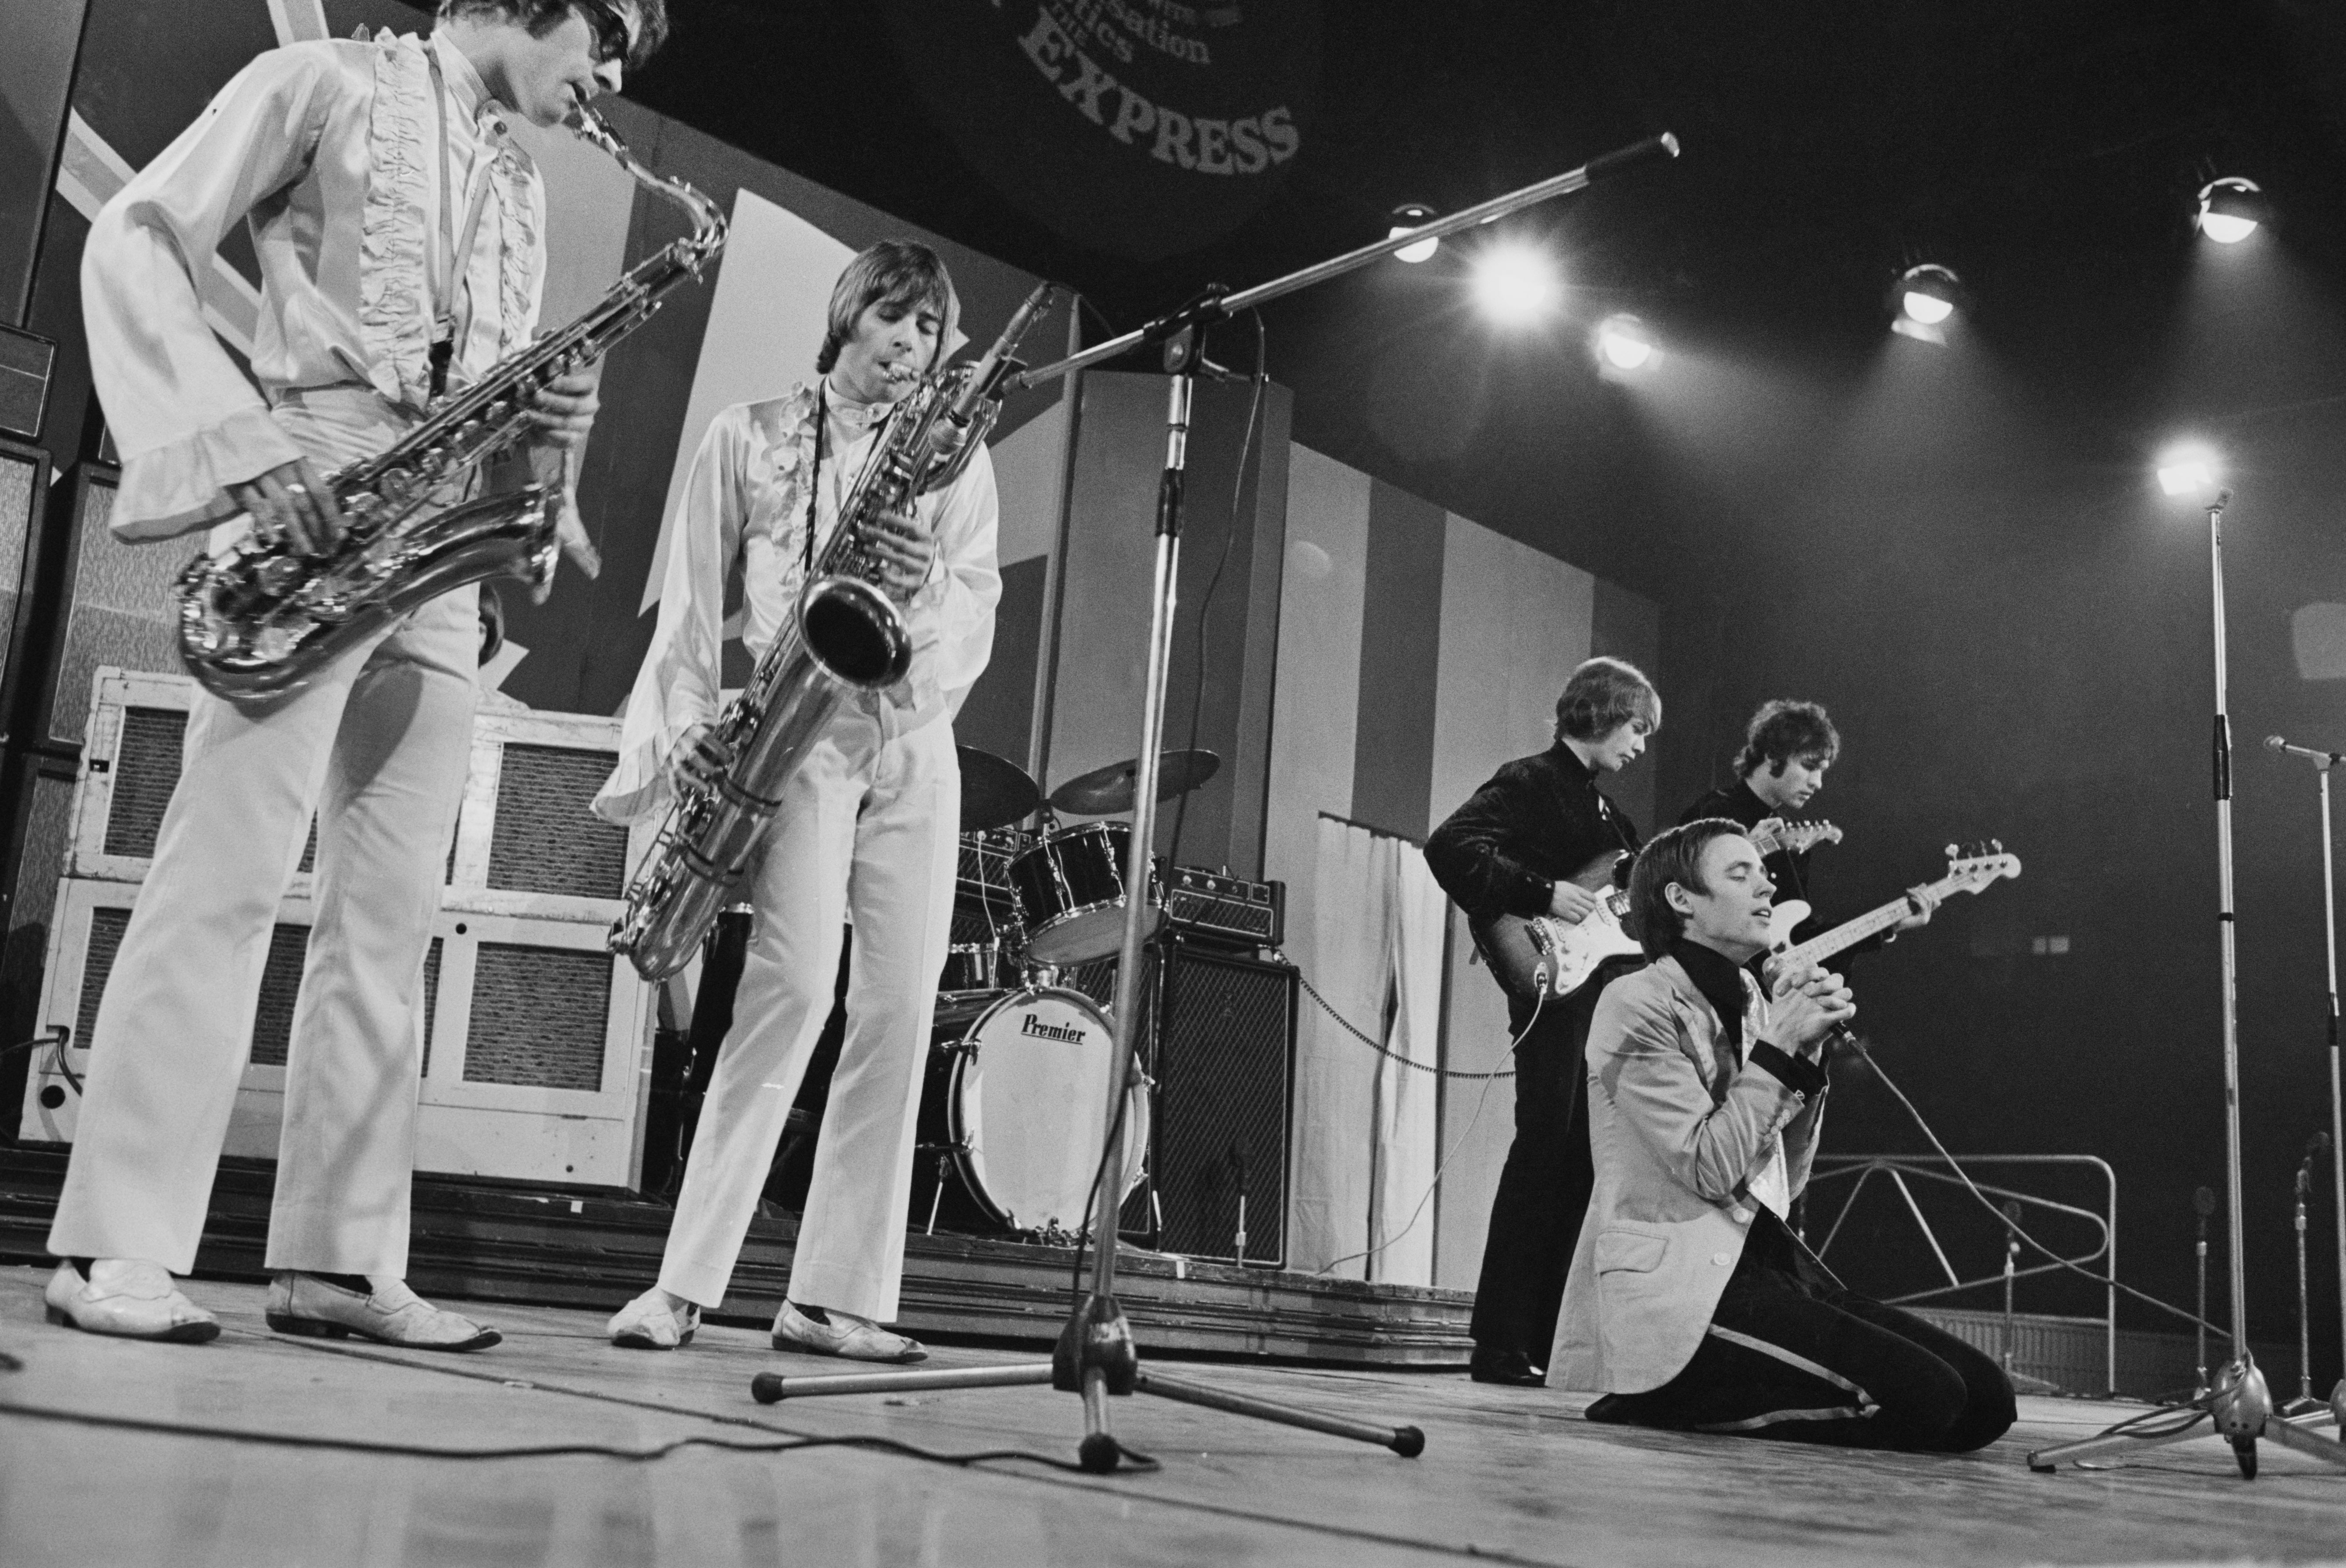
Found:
[20,878,654,1187]
[69,668,651,922]
[1064,936,1297,1266]
[24,668,659,1188]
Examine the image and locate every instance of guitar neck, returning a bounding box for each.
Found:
[1781,896,1909,968]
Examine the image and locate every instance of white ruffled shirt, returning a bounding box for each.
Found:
[592,382,1002,825]
[82,30,545,541]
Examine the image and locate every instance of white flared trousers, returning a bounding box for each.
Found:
[47,390,477,1277]
[655,708,959,1322]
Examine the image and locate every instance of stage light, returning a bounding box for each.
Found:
[2157,444,2221,497]
[1594,314,1655,371]
[1897,264,1961,326]
[1388,203,1439,264]
[1472,243,1556,325]
[2196,177,2269,244]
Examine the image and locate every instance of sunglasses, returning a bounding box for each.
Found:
[572,0,633,66]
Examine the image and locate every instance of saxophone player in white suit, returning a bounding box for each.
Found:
[597,241,1001,1361]
[45,0,655,1347]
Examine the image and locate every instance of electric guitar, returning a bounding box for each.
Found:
[1474,818,1843,1002]
[1770,841,2021,970]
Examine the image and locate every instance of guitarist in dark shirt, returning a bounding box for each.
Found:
[1681,699,1931,957]
[1424,656,1658,1386]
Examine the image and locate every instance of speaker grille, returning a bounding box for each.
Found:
[103,707,186,858]
[248,923,313,1067]
[419,936,442,1077]
[1150,946,1296,1265]
[55,475,185,744]
[488,744,628,898]
[74,908,130,1057]
[461,943,608,1089]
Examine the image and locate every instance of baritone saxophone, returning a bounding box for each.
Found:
[609,283,1058,980]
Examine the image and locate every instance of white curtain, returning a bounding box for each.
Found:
[1288,815,1447,1284]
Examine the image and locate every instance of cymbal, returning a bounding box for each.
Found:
[956,746,1041,832]
[1049,749,1221,816]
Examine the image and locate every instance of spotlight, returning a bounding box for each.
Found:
[1897,264,1961,326]
[2157,443,2221,497]
[1473,243,1556,325]
[1594,313,1655,372]
[1388,203,1439,264]
[2196,177,2270,244]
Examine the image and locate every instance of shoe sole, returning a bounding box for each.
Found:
[611,1327,694,1350]
[267,1311,501,1353]
[769,1332,926,1364]
[46,1302,221,1345]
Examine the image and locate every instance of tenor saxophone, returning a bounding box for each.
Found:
[608,283,1057,980]
[174,107,727,705]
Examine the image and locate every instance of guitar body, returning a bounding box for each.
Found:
[1469,822,1841,1004]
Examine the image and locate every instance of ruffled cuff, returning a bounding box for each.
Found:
[592,736,672,825]
[110,406,307,543]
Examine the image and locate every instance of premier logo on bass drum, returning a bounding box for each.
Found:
[1019,1013,1089,1044]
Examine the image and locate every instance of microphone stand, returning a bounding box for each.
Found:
[2287,1158,2321,1416]
[2195,1185,2215,1399]
[2266,737,2346,1432]
[2032,493,2346,1476]
[745,130,1684,1472]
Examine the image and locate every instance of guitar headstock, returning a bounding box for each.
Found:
[1940,839,2022,892]
[1750,817,1845,857]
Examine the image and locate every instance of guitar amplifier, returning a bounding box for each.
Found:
[1163,866,1283,951]
[1062,935,1297,1265]
[18,667,661,1188]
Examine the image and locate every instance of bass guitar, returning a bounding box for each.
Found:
[1770,841,2021,970]
[1474,818,1842,1002]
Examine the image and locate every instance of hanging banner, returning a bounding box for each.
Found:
[886,0,1320,261]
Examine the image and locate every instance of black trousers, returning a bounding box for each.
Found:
[1468,972,1612,1363]
[1587,1215,2017,1452]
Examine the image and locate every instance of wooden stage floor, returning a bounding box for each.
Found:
[1,1268,2340,1567]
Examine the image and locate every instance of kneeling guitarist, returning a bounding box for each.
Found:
[1425,656,1657,1386]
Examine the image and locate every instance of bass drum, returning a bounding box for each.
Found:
[911,987,1147,1237]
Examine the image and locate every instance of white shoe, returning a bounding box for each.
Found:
[607,1287,699,1350]
[43,1259,219,1344]
[771,1301,926,1363]
[266,1272,500,1351]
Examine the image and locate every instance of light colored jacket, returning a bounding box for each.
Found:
[1548,954,1828,1394]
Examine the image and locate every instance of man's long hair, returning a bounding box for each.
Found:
[816,242,962,376]
[1628,818,1745,958]
[1734,698,1839,779]
[438,0,669,69]
[1554,655,1661,743]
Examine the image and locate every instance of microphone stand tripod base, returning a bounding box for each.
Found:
[2028,1353,2346,1478]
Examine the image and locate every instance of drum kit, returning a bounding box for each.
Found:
[914,743,1219,1239]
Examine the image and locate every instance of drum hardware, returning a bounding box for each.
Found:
[1045,748,1221,818]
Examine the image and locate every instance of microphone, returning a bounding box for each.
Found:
[2304,1131,2332,1197]
[2194,1185,2217,1219]
[2267,734,2346,765]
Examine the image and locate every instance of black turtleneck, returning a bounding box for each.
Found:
[1669,938,1829,1101]
[1425,741,1641,927]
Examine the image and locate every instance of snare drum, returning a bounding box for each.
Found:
[939,936,1019,994]
[1005,822,1165,965]
[911,987,1148,1236]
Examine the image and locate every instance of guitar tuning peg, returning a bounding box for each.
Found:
[1992,838,2003,853]
[1944,843,1959,860]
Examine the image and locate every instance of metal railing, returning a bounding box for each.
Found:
[1805,1154,2117,1393]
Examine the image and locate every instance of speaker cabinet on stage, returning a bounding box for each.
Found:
[1066,936,1297,1267]
[16,668,660,1189]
